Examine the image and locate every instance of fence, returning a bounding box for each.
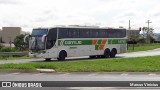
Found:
[0,52,28,56]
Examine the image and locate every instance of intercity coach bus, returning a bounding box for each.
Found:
[24,26,127,61]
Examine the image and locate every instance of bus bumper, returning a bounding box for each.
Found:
[29,52,45,58]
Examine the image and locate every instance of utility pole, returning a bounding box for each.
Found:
[129,20,131,40]
[128,20,134,50]
[146,20,152,44]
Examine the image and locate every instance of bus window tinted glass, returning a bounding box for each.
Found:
[79,29,90,38]
[58,28,68,38]
[90,29,99,38]
[99,29,107,38]
[31,29,48,36]
[68,29,79,38]
[46,28,57,49]
[107,29,126,38]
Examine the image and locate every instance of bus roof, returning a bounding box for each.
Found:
[35,25,126,30]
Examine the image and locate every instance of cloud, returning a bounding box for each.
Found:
[121,13,136,17]
[0,0,160,33]
[152,12,160,17]
[0,0,18,4]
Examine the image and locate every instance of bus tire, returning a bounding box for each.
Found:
[58,51,67,61]
[104,48,110,58]
[110,48,117,58]
[97,55,104,58]
[45,58,51,61]
[89,56,96,58]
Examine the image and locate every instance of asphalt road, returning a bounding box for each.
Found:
[0,48,160,64]
[1,49,160,90]
[0,72,160,81]
[0,72,160,90]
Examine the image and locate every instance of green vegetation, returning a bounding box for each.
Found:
[1,55,160,72]
[0,56,32,60]
[0,47,31,60]
[14,34,29,50]
[127,43,160,52]
[0,47,20,52]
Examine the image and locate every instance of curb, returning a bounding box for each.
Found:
[36,69,55,73]
[0,69,55,73]
[0,69,40,73]
[1,69,160,74]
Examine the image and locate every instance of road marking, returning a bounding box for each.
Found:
[148,73,156,76]
[121,73,128,76]
[59,73,70,76]
[10,73,20,75]
[32,73,46,75]
[88,73,97,76]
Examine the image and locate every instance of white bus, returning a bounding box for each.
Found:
[25,26,127,61]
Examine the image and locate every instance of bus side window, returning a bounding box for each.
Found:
[90,29,99,38]
[59,28,68,38]
[122,29,126,37]
[107,29,111,38]
[73,29,79,38]
[68,29,72,38]
[99,29,106,38]
[79,29,90,38]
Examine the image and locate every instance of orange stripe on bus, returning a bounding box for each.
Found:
[101,40,107,45]
[99,45,105,50]
[93,40,97,45]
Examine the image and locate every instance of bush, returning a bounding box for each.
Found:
[0,47,20,52]
[137,38,146,44]
[0,44,4,49]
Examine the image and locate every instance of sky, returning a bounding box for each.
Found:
[0,0,160,33]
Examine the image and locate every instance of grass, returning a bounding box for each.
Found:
[127,43,160,52]
[0,56,32,60]
[1,55,160,72]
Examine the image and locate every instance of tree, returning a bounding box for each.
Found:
[0,37,4,43]
[142,27,154,44]
[14,34,29,50]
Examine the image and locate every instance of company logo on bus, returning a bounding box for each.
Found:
[64,41,82,45]
[59,40,82,46]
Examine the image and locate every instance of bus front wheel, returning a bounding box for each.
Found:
[45,58,51,61]
[89,56,96,58]
[104,48,110,58]
[58,51,67,61]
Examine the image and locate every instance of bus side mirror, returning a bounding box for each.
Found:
[24,35,30,43]
[42,34,46,43]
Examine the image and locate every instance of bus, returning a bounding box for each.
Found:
[24,26,127,61]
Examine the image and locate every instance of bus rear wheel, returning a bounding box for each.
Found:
[97,55,104,58]
[110,49,117,58]
[104,48,110,58]
[58,51,67,61]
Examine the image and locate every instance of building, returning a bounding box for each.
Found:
[0,27,29,47]
[1,27,22,43]
[127,29,140,40]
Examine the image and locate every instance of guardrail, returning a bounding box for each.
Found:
[0,52,28,56]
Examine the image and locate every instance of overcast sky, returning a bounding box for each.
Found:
[0,0,160,33]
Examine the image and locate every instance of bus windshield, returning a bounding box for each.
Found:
[31,29,48,36]
[30,37,45,50]
[30,29,48,50]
